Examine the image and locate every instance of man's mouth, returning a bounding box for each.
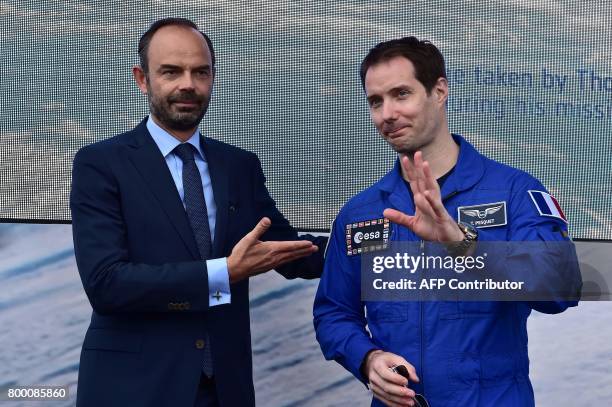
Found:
[173,100,198,105]
[385,126,408,138]
[172,100,200,109]
[168,93,202,107]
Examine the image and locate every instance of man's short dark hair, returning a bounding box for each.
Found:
[138,17,215,74]
[359,36,446,93]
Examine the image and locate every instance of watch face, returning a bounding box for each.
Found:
[459,222,478,241]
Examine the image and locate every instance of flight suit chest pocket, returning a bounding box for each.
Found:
[367,303,411,322]
[367,302,419,347]
[459,301,500,317]
[438,301,499,319]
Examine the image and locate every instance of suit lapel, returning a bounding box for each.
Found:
[202,136,230,257]
[126,120,200,260]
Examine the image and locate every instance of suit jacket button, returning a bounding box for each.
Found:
[195,339,205,349]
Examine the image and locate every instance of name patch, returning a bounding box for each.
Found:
[458,201,507,228]
[345,218,390,256]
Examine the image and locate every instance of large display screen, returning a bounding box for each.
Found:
[1,3,611,406]
[1,1,610,240]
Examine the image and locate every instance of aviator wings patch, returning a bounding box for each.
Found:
[458,201,507,228]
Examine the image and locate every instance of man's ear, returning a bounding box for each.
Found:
[433,77,449,105]
[132,65,148,95]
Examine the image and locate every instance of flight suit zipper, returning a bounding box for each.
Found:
[419,190,458,398]
[419,239,425,396]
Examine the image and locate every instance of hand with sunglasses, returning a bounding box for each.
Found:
[363,350,420,407]
[391,366,430,407]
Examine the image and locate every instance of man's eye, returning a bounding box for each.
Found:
[162,71,177,76]
[369,100,382,108]
[196,70,210,77]
[398,89,410,97]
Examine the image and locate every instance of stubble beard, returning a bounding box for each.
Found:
[390,140,417,156]
[385,131,420,156]
[148,85,210,132]
[385,120,438,156]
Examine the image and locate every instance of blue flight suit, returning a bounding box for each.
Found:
[314,134,580,406]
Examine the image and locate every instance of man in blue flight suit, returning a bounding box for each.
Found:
[313,37,580,407]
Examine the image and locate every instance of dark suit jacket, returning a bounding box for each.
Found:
[70,118,325,406]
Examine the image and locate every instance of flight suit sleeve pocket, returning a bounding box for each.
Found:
[83,328,143,353]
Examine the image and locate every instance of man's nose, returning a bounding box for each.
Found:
[178,73,195,90]
[382,101,398,121]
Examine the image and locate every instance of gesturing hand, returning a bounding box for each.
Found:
[383,151,463,243]
[227,217,318,283]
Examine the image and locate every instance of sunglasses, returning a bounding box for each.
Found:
[390,365,430,407]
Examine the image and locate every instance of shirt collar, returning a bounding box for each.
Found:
[146,115,205,160]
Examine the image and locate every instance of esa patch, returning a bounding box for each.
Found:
[528,190,568,223]
[458,201,507,228]
[345,218,389,256]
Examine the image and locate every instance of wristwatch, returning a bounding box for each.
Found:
[446,221,478,256]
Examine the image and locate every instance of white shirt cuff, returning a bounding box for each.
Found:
[206,257,231,306]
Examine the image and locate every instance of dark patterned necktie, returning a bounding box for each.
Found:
[173,143,214,377]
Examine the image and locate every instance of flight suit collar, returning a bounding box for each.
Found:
[377,134,486,207]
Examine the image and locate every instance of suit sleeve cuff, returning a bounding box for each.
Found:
[206,257,231,307]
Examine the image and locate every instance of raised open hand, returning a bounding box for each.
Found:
[383,152,463,243]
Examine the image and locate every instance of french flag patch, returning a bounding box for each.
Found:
[528,190,567,223]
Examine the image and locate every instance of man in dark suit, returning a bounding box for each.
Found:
[70,18,325,407]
